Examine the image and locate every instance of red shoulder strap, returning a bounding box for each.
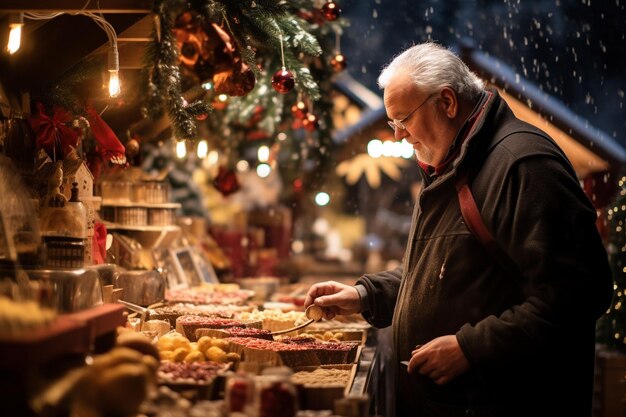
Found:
[456,175,523,280]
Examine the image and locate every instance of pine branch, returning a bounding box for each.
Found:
[283,51,320,100]
[280,16,322,56]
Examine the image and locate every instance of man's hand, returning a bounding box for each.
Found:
[304,281,361,320]
[407,335,470,385]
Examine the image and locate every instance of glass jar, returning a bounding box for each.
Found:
[100,180,131,202]
[254,367,297,417]
[225,371,254,415]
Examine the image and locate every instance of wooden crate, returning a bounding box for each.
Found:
[291,364,358,411]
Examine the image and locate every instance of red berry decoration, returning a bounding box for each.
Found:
[330,53,347,72]
[302,113,318,132]
[271,68,295,94]
[195,113,208,121]
[291,101,308,119]
[322,1,341,21]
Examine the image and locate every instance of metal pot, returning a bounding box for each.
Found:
[115,269,165,307]
[23,268,103,313]
[85,263,119,287]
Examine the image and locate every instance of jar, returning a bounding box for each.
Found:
[254,367,297,417]
[44,236,85,268]
[100,180,131,202]
[225,371,254,415]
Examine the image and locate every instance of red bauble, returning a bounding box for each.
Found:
[271,68,295,94]
[196,113,208,121]
[212,166,240,197]
[330,53,347,72]
[293,178,303,193]
[291,101,308,119]
[322,1,341,21]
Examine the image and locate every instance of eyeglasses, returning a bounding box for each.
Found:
[387,93,434,132]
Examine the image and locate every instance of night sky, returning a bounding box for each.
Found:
[339,0,626,148]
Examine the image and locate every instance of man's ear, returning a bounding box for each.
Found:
[439,87,458,119]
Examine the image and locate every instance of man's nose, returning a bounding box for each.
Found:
[394,128,408,141]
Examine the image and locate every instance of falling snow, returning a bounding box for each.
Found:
[340,0,625,147]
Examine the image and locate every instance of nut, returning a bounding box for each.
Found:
[305,305,324,322]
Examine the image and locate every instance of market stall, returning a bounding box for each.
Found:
[0,1,388,416]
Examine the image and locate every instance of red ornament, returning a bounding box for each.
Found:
[291,101,308,119]
[322,1,341,21]
[293,178,303,193]
[330,53,347,72]
[196,113,208,121]
[212,166,240,197]
[271,68,295,94]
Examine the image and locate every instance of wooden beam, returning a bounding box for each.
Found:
[88,15,152,68]
[0,0,151,13]
[119,42,149,69]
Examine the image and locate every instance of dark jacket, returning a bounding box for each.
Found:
[356,90,613,417]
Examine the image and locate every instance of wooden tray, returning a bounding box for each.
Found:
[299,329,367,345]
[176,318,262,341]
[229,341,361,368]
[158,363,231,401]
[291,364,358,411]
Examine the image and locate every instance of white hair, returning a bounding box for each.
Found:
[378,42,485,100]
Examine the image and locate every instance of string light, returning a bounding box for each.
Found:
[257,145,270,162]
[19,11,120,97]
[108,44,121,97]
[196,140,208,159]
[256,163,271,178]
[6,13,24,54]
[175,140,186,159]
[315,192,330,206]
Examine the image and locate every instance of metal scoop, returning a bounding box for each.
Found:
[117,299,157,324]
[270,305,324,336]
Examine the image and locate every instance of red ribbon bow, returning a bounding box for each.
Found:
[29,102,79,157]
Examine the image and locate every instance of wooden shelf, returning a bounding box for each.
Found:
[103,223,181,232]
[0,316,89,370]
[0,303,127,370]
[101,201,181,209]
[65,303,126,344]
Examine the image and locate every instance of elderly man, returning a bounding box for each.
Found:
[305,42,613,417]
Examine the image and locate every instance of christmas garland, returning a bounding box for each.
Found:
[144,0,337,140]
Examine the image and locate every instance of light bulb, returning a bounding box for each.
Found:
[197,140,208,159]
[7,24,22,54]
[7,13,24,55]
[257,145,269,162]
[107,44,120,97]
[108,70,121,97]
[176,140,187,159]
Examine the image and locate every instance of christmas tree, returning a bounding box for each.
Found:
[596,173,626,352]
[143,0,348,195]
